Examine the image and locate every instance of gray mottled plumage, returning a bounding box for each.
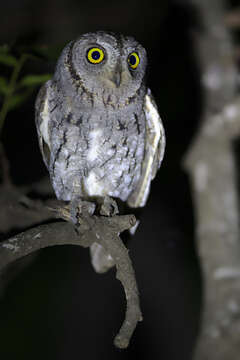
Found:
[35,31,165,272]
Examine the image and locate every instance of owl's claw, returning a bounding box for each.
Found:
[100,196,119,217]
[70,198,96,224]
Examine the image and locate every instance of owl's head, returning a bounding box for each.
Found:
[58,31,147,102]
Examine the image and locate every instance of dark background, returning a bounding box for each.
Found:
[0,0,238,359]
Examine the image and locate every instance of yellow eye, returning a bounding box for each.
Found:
[128,52,140,69]
[87,47,105,64]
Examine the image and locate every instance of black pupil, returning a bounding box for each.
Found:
[129,55,136,66]
[92,51,100,60]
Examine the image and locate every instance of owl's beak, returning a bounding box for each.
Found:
[112,71,121,87]
[111,63,122,87]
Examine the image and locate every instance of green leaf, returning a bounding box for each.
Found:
[0,76,8,95]
[0,53,17,67]
[19,73,52,87]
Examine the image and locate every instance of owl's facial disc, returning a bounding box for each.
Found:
[85,44,124,89]
[69,32,147,99]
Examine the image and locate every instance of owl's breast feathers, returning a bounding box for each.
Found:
[35,79,165,207]
[49,94,146,201]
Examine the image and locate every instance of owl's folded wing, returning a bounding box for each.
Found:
[127,88,166,208]
[35,81,53,169]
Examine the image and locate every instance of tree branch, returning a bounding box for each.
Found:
[0,212,142,349]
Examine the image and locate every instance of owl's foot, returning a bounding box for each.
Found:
[70,198,96,224]
[100,196,119,217]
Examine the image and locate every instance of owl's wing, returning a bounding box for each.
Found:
[35,80,53,169]
[127,88,166,208]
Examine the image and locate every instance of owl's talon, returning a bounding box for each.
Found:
[69,198,96,224]
[100,196,119,217]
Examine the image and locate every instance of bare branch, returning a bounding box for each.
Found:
[0,185,55,234]
[0,212,142,349]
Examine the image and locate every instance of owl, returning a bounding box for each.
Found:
[35,31,165,272]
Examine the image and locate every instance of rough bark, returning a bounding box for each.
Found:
[0,209,142,349]
[184,0,240,359]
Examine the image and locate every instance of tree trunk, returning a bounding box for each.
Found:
[184,0,240,358]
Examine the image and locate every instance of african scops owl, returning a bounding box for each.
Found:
[35,31,165,272]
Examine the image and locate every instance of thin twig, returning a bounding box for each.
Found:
[0,142,11,186]
[0,54,28,134]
